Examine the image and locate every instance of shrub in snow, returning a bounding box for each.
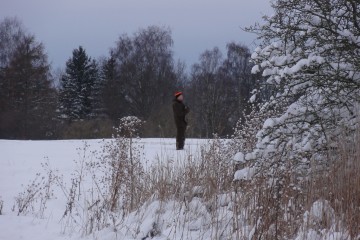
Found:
[232,0,360,238]
[248,0,360,167]
[100,116,145,212]
[56,117,146,236]
[197,138,235,199]
[13,162,59,218]
[115,116,143,138]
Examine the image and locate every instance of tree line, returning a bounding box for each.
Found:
[0,17,263,139]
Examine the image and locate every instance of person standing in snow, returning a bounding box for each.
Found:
[173,91,190,150]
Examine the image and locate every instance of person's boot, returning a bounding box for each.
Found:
[177,141,184,150]
[176,142,183,150]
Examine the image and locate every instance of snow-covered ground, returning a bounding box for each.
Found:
[0,139,351,240]
[0,138,207,240]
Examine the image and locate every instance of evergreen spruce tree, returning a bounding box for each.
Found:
[90,59,105,118]
[102,56,125,121]
[59,46,99,121]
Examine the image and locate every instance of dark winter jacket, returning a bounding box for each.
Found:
[172,98,190,128]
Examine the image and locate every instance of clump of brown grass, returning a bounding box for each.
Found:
[237,123,360,239]
[311,127,360,237]
[142,138,235,204]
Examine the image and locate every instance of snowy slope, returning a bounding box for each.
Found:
[0,139,207,240]
[0,139,349,240]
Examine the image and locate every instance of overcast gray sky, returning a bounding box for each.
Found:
[0,0,273,70]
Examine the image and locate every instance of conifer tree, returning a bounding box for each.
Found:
[101,56,124,121]
[90,59,105,118]
[59,46,99,121]
[0,17,56,139]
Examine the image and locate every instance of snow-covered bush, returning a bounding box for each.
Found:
[248,0,360,168]
[234,0,360,238]
[58,117,145,235]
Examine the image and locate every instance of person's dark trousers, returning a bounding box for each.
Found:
[176,126,186,150]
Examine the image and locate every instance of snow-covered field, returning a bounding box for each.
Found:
[0,138,207,240]
[0,138,352,240]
